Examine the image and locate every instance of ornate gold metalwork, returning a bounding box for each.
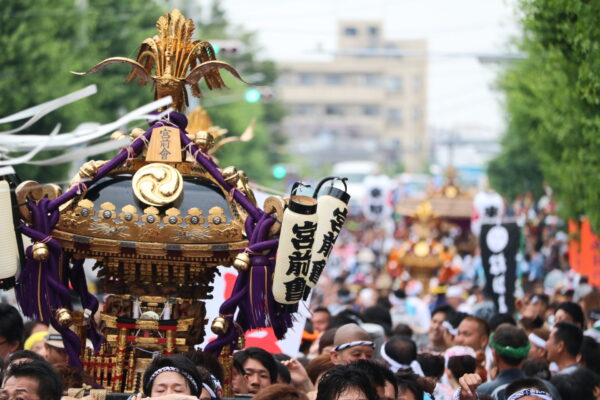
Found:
[211,316,228,335]
[132,163,183,206]
[190,131,214,153]
[15,181,62,223]
[73,9,245,112]
[236,170,257,206]
[233,252,250,272]
[32,242,49,261]
[56,308,73,328]
[263,196,285,236]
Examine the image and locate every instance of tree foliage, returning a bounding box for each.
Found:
[489,0,600,231]
[2,0,286,189]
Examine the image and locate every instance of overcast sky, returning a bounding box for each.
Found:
[196,0,521,138]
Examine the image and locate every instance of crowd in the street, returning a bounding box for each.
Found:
[1,191,599,400]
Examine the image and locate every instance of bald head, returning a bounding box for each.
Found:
[330,324,374,365]
[333,324,371,347]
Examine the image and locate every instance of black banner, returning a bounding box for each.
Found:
[479,223,520,314]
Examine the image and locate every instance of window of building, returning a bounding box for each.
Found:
[413,75,422,92]
[325,105,344,116]
[324,73,343,85]
[295,105,314,116]
[344,26,357,36]
[412,106,421,122]
[387,107,403,124]
[387,76,403,92]
[368,26,378,36]
[363,105,380,116]
[363,74,380,87]
[298,73,317,86]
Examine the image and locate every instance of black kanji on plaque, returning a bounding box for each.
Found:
[308,259,326,284]
[284,277,306,302]
[291,221,318,250]
[286,249,311,276]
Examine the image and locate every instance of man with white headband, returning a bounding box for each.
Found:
[450,374,555,400]
[329,323,374,365]
[379,336,424,376]
[527,328,549,360]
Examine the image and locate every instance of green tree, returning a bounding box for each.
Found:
[1,0,165,183]
[490,0,600,231]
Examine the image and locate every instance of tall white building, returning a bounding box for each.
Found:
[277,21,428,172]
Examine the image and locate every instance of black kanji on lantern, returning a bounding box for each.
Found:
[284,277,306,302]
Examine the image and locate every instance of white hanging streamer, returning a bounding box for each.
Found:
[0,97,173,166]
[0,85,97,134]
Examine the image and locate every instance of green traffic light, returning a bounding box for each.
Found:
[244,88,261,103]
[213,43,221,55]
[272,165,287,179]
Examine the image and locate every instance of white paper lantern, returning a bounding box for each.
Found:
[0,171,21,288]
[272,184,318,312]
[304,180,350,299]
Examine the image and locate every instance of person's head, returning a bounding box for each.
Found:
[416,352,444,381]
[231,358,249,395]
[23,332,48,360]
[551,367,600,399]
[546,322,583,364]
[185,349,224,388]
[442,311,467,349]
[521,358,550,381]
[142,354,202,397]
[503,378,551,400]
[7,350,45,367]
[527,328,549,360]
[395,373,424,400]
[347,360,397,400]
[312,307,331,333]
[330,324,374,365]
[519,294,549,321]
[252,383,309,400]
[316,365,379,400]
[393,324,413,339]
[234,347,277,394]
[52,363,83,391]
[362,306,393,337]
[454,316,490,351]
[579,291,600,328]
[489,313,516,332]
[275,362,291,384]
[446,354,476,385]
[489,324,530,368]
[429,305,454,348]
[1,360,62,400]
[579,336,600,375]
[380,336,417,373]
[555,301,585,329]
[0,304,24,361]
[318,328,337,354]
[43,329,68,366]
[306,353,334,385]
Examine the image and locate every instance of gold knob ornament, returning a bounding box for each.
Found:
[56,308,73,328]
[32,242,49,261]
[233,252,251,272]
[211,316,229,335]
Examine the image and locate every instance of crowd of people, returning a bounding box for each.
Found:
[0,189,599,400]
